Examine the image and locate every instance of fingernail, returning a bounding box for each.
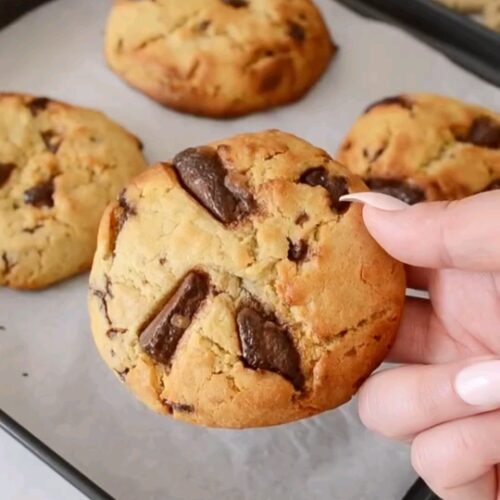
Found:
[455,360,500,406]
[339,192,409,211]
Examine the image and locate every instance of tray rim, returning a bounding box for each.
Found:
[0,1,471,499]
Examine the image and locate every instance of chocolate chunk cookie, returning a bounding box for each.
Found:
[104,0,335,117]
[89,130,405,428]
[485,0,500,31]
[0,93,146,289]
[337,93,500,203]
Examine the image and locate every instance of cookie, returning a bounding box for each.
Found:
[337,94,500,203]
[104,0,335,117]
[88,130,405,428]
[485,0,500,30]
[436,0,487,13]
[0,93,147,289]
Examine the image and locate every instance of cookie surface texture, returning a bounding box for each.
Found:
[89,130,405,428]
[105,0,335,117]
[435,0,488,13]
[337,93,500,203]
[485,0,500,30]
[0,93,147,289]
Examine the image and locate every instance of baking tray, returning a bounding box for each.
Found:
[340,0,500,86]
[2,1,497,499]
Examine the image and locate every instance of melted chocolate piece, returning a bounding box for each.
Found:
[220,0,248,7]
[288,21,305,42]
[93,275,113,326]
[295,212,309,226]
[106,328,127,339]
[364,95,413,114]
[116,191,136,233]
[173,147,253,224]
[40,130,62,154]
[116,368,129,382]
[365,178,425,205]
[140,271,209,365]
[459,116,500,149]
[198,20,211,31]
[0,163,15,187]
[483,179,500,192]
[236,305,304,390]
[287,239,308,262]
[109,191,137,252]
[23,179,55,208]
[27,97,50,116]
[299,167,350,214]
[162,399,195,413]
[2,252,13,274]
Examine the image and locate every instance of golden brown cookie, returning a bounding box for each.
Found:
[88,130,405,428]
[337,94,500,203]
[0,93,147,289]
[104,0,335,117]
[436,0,487,13]
[485,0,500,30]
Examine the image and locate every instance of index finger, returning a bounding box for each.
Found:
[361,191,500,272]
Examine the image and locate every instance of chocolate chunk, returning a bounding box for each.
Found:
[483,179,500,192]
[299,167,350,214]
[2,252,13,274]
[140,271,209,365]
[295,212,309,226]
[22,224,43,234]
[198,20,211,31]
[459,116,500,149]
[364,95,412,114]
[288,21,305,42]
[27,97,50,116]
[107,327,127,339]
[287,239,308,262]
[236,305,304,390]
[173,147,253,224]
[23,179,55,208]
[162,399,194,413]
[93,275,113,326]
[365,178,425,205]
[109,191,137,252]
[0,163,15,187]
[116,368,129,382]
[221,0,248,7]
[116,191,136,233]
[40,130,62,154]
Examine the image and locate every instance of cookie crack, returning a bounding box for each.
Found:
[133,34,166,51]
[416,139,456,172]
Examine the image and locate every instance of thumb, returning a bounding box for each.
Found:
[341,191,500,272]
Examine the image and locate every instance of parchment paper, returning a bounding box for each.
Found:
[0,1,499,499]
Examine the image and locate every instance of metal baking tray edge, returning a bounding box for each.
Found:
[0,1,465,499]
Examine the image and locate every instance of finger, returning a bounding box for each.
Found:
[388,298,472,364]
[345,191,500,271]
[358,358,500,439]
[405,265,431,291]
[411,410,500,500]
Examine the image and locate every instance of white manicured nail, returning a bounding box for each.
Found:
[455,360,500,406]
[340,192,409,211]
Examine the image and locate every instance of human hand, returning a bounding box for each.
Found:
[341,191,500,500]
